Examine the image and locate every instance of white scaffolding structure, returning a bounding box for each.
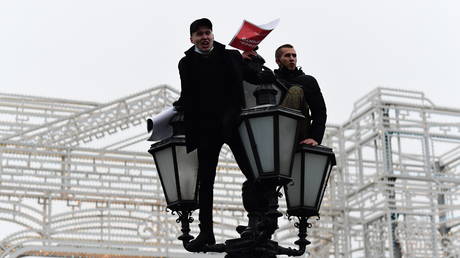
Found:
[320,88,460,258]
[1,86,459,257]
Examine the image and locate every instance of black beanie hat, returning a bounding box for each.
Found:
[190,18,212,35]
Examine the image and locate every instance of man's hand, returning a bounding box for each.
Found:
[242,50,257,60]
[300,138,318,146]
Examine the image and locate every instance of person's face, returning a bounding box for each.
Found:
[190,27,214,51]
[276,47,297,70]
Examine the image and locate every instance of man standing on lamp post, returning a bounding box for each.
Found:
[275,44,327,146]
[172,18,269,251]
[237,44,328,239]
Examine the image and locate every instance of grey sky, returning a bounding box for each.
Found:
[0,0,458,124]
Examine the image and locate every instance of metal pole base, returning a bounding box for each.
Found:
[224,238,277,258]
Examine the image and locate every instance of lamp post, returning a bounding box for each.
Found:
[147,80,336,257]
[279,144,337,256]
[147,111,200,247]
[284,145,336,218]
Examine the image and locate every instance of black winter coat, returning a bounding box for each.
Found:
[173,42,258,152]
[274,67,327,144]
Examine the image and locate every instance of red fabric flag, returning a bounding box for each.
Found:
[229,19,279,51]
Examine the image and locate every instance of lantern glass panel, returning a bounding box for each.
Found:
[249,116,274,173]
[303,152,328,207]
[176,146,198,201]
[278,115,298,176]
[318,162,333,205]
[239,122,259,179]
[286,153,302,207]
[155,147,178,203]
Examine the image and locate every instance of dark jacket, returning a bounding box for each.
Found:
[173,41,258,152]
[274,67,327,144]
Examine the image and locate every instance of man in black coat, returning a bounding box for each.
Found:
[274,44,327,145]
[173,18,262,250]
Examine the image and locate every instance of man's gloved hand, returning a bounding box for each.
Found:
[257,68,276,84]
[250,54,266,66]
[242,50,258,60]
[243,52,266,73]
[242,46,265,64]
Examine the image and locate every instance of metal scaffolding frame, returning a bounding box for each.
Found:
[1,86,460,257]
[322,88,460,258]
[0,93,100,139]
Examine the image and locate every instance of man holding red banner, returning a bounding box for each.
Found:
[173,18,271,251]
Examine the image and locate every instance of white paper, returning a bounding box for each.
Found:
[258,18,280,30]
[147,107,177,141]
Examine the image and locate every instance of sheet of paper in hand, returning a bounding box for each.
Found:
[229,18,280,51]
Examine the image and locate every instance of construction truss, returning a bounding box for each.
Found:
[0,86,460,257]
[322,88,460,258]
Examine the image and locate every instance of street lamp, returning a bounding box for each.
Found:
[148,137,198,211]
[275,144,336,256]
[146,79,336,257]
[147,111,199,245]
[239,77,303,186]
[284,144,336,218]
[239,105,304,185]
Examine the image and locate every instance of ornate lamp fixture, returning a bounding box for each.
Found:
[147,79,336,257]
[239,106,304,185]
[239,80,304,186]
[147,111,199,246]
[284,144,336,218]
[276,144,336,256]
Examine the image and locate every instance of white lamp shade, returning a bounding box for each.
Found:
[155,146,179,204]
[239,106,303,184]
[278,115,298,176]
[303,153,328,207]
[149,137,199,211]
[239,116,275,179]
[286,153,302,207]
[175,146,199,201]
[285,145,336,217]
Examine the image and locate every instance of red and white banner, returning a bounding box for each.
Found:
[229,19,280,51]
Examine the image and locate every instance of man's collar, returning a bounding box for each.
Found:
[194,45,214,55]
[275,66,304,78]
[185,41,225,56]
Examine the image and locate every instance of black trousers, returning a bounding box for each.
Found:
[196,120,270,227]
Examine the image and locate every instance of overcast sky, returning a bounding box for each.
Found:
[0,0,458,124]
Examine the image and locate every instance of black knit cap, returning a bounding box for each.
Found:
[190,18,212,35]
